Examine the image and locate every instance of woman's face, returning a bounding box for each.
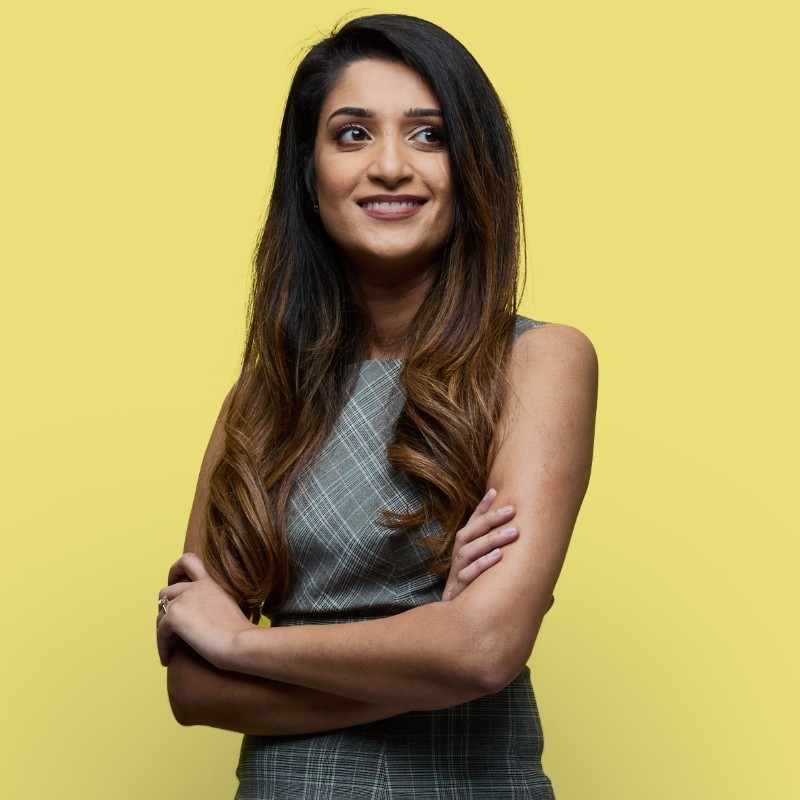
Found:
[313,59,454,282]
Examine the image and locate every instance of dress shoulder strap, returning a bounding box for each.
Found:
[513,315,548,341]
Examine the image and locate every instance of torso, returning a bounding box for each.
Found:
[236,316,555,800]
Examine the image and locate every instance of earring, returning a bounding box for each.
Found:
[312,202,319,213]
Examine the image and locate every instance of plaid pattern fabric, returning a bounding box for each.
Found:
[236,317,555,799]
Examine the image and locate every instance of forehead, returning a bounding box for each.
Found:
[320,59,440,115]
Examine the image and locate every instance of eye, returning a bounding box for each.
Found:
[334,124,370,145]
[411,126,446,148]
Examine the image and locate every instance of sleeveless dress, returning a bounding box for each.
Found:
[236,317,555,799]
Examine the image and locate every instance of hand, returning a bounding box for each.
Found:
[156,552,254,669]
[441,488,518,601]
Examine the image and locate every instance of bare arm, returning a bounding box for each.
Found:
[161,324,597,711]
[165,390,407,732]
[164,389,516,732]
[167,642,406,734]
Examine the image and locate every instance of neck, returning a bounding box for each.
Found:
[345,262,438,360]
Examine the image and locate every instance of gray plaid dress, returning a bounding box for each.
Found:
[236,317,555,799]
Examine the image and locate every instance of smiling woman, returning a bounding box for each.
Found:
[157,13,596,799]
[314,59,454,302]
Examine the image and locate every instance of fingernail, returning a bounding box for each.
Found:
[482,489,494,501]
[500,527,517,536]
[489,548,501,558]
[497,505,513,515]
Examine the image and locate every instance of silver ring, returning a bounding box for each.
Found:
[158,595,169,615]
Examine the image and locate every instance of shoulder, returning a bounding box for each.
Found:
[510,321,598,389]
[496,322,598,454]
[490,321,597,500]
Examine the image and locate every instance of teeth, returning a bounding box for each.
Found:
[363,201,421,209]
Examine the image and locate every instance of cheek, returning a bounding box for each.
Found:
[434,161,453,209]
[314,166,335,201]
[312,151,335,202]
[314,156,360,202]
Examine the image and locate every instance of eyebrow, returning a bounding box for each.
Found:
[405,108,443,119]
[325,106,443,124]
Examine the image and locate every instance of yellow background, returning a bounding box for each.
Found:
[2,1,797,797]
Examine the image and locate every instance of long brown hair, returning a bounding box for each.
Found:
[203,14,524,620]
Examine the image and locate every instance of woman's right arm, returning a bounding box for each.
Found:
[165,390,511,734]
[168,640,405,734]
[166,389,406,733]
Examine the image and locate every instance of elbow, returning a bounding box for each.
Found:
[445,597,545,697]
[459,630,537,697]
[442,652,526,704]
[169,700,194,727]
[168,689,197,727]
[166,651,204,727]
[471,654,529,697]
[422,603,540,703]
[167,670,197,726]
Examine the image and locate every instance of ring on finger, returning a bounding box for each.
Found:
[158,595,169,615]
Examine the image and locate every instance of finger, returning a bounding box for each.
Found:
[469,488,497,520]
[156,583,191,623]
[159,581,195,600]
[167,552,206,585]
[455,504,516,549]
[451,548,504,598]
[156,582,195,629]
[455,526,518,566]
[156,595,167,624]
[156,613,176,665]
[167,552,208,586]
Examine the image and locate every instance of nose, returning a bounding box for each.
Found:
[366,135,413,187]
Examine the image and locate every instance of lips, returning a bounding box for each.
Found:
[362,200,423,210]
[357,195,427,219]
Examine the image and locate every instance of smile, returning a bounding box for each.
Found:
[361,201,423,209]
[358,197,427,220]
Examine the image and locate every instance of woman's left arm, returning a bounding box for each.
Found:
[158,323,597,710]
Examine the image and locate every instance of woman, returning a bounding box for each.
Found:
[157,13,597,799]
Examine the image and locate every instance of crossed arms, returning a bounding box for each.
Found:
[160,323,598,735]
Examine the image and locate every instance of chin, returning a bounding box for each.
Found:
[350,247,440,274]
